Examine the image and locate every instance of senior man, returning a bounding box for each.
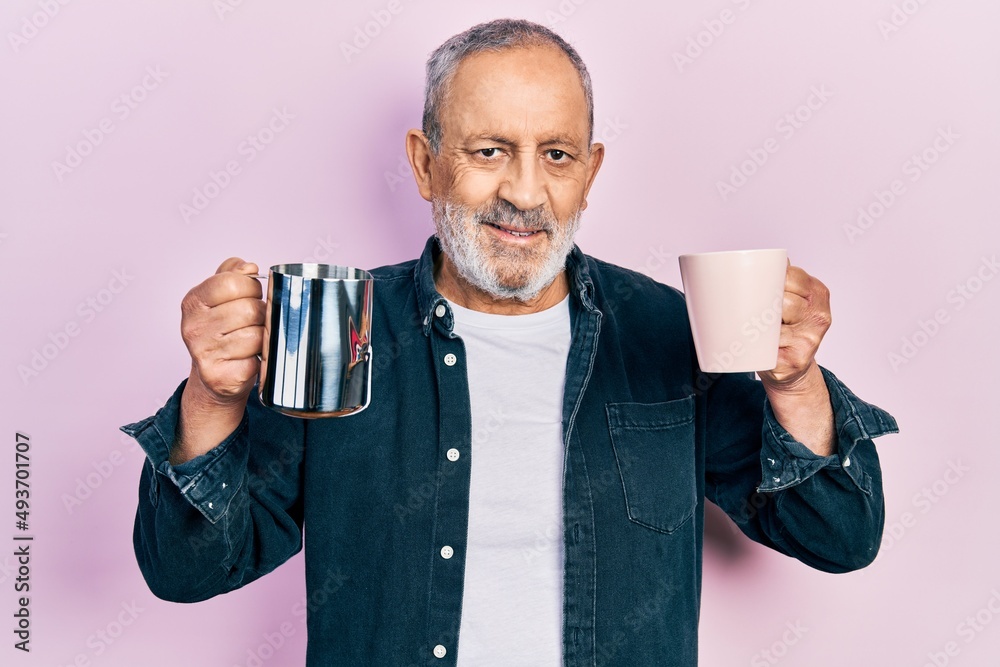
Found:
[124,18,897,667]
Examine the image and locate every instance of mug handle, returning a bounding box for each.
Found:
[250,273,268,362]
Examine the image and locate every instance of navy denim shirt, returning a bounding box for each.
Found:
[124,236,897,666]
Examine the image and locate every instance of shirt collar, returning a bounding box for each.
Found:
[413,235,597,337]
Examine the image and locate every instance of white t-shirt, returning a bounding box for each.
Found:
[450,294,572,666]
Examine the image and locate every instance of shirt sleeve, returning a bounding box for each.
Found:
[757,365,898,494]
[122,378,306,602]
[703,365,898,573]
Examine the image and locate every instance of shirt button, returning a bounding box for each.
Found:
[843,456,851,468]
[435,304,446,318]
[446,448,460,462]
[444,353,457,366]
[440,545,454,559]
[433,645,447,658]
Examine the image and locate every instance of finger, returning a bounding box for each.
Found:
[234,261,260,276]
[782,265,813,298]
[777,324,797,350]
[218,325,266,360]
[215,257,257,275]
[781,292,809,325]
[194,355,262,397]
[205,296,266,335]
[196,271,264,308]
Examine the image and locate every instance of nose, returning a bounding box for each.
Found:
[497,152,547,212]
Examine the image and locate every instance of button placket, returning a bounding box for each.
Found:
[425,332,471,664]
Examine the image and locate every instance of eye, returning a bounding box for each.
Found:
[547,149,569,162]
[478,148,500,158]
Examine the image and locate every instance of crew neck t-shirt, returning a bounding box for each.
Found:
[449,295,572,665]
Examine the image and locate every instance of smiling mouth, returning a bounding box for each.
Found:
[483,222,542,237]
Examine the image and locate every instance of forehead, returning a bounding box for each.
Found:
[440,44,590,145]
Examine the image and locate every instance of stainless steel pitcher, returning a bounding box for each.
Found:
[258,264,373,418]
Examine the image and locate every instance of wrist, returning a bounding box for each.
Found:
[763,363,835,457]
[762,361,823,395]
[172,370,248,466]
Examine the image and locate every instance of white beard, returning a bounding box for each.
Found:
[432,198,581,303]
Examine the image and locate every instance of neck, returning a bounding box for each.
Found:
[433,251,569,315]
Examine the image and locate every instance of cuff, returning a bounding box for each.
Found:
[120,378,250,524]
[757,366,898,494]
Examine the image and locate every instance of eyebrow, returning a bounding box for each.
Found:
[468,133,586,148]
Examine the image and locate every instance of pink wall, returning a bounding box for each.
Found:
[3,1,997,665]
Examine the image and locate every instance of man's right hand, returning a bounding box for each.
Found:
[171,258,266,465]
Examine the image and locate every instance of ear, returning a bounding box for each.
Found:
[579,142,605,210]
[405,129,435,202]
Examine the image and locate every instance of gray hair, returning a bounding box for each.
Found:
[421,18,594,154]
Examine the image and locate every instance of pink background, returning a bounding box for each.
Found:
[3,1,998,665]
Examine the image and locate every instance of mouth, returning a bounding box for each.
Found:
[482,221,544,238]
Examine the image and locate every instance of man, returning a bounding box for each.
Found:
[124,18,897,666]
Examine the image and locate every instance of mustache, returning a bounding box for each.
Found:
[473,200,552,231]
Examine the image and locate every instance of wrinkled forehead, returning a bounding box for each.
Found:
[439,45,591,144]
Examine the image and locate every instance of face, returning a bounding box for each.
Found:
[410,44,604,303]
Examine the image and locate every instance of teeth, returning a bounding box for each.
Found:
[486,222,536,237]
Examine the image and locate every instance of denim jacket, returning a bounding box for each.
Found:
[123,236,898,666]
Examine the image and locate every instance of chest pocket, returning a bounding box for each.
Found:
[606,396,697,534]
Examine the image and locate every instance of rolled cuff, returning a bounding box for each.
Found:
[120,378,250,524]
[757,366,898,493]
